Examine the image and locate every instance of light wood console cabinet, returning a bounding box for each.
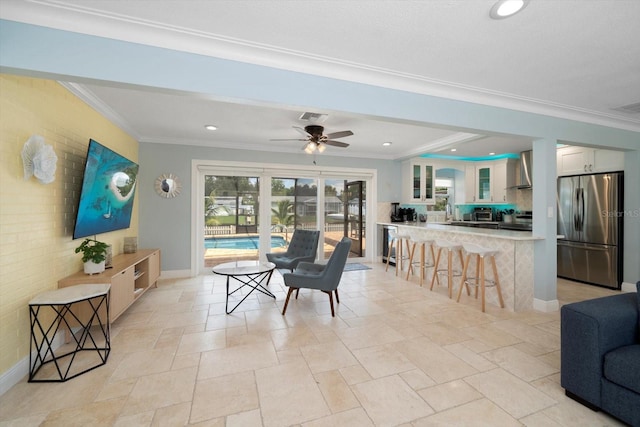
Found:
[59,249,161,321]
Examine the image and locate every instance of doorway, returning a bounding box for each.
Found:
[194,161,376,274]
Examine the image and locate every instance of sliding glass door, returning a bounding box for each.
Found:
[195,162,375,274]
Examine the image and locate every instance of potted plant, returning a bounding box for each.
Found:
[75,238,109,275]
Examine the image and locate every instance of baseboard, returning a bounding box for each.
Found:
[621,281,637,293]
[533,298,560,312]
[0,355,28,396]
[159,269,191,279]
[0,328,67,396]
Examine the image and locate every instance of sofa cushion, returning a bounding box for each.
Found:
[603,344,640,395]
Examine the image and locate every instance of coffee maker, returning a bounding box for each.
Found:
[390,203,403,222]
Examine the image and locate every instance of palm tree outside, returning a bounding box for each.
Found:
[271,199,294,241]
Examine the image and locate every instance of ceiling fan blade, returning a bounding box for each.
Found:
[293,126,311,137]
[325,130,353,139]
[269,138,307,141]
[324,140,350,148]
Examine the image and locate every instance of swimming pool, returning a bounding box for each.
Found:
[204,235,287,250]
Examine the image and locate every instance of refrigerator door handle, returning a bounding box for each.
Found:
[577,188,585,232]
[573,188,580,231]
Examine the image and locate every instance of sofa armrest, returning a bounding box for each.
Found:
[560,292,638,408]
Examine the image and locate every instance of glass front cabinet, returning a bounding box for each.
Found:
[403,160,435,204]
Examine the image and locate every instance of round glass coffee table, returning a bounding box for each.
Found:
[212,260,276,314]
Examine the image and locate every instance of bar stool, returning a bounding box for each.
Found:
[430,239,464,298]
[385,230,411,276]
[456,243,505,312]
[405,237,436,286]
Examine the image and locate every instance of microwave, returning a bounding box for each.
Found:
[473,207,493,221]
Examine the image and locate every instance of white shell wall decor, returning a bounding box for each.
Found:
[21,135,58,184]
[155,173,182,198]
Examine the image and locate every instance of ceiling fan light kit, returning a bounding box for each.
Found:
[271,124,353,154]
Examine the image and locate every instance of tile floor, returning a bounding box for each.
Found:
[0,265,628,426]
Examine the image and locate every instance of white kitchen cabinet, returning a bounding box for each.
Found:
[464,164,476,203]
[402,159,435,204]
[557,146,624,176]
[464,159,515,204]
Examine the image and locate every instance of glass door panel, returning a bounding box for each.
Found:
[204,176,260,267]
[271,177,318,258]
[345,180,365,257]
[478,166,491,201]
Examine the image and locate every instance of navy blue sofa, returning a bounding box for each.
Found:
[560,282,640,426]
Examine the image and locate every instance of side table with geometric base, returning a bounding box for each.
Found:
[28,283,111,382]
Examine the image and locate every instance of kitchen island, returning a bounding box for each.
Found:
[379,221,543,312]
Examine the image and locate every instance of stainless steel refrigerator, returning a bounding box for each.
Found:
[557,172,623,289]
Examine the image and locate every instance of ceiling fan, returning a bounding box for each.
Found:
[271,125,353,153]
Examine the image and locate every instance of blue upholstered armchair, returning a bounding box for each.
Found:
[266,229,319,271]
[282,237,351,317]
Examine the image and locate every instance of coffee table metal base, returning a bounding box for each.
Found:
[213,261,276,314]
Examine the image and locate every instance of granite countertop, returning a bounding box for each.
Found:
[377,221,544,241]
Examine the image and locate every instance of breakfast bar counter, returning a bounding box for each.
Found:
[378,221,543,311]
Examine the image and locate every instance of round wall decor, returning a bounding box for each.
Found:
[155,173,181,198]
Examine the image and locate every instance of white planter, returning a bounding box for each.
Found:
[83,260,105,275]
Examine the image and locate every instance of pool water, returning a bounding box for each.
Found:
[205,235,287,250]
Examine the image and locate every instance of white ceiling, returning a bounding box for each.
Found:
[3,0,639,159]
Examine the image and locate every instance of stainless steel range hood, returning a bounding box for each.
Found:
[516,150,533,189]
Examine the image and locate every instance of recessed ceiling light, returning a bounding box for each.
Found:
[489,152,496,155]
[490,0,529,19]
[382,142,392,146]
[450,148,457,152]
[204,125,217,131]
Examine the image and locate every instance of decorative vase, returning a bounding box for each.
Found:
[84,260,105,275]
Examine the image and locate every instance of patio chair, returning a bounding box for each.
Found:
[281,236,351,317]
[266,229,319,271]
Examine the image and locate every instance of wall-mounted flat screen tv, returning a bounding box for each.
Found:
[73,139,139,239]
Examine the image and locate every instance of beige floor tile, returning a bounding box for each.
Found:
[540,400,627,426]
[335,322,405,350]
[255,360,331,427]
[113,411,154,427]
[300,340,358,374]
[460,323,522,351]
[492,319,560,351]
[464,368,556,419]
[120,367,197,417]
[301,407,375,427]
[482,346,557,382]
[151,401,191,427]
[443,342,497,372]
[40,397,126,427]
[352,375,434,426]
[399,368,437,390]
[414,321,472,346]
[352,344,417,378]
[339,364,373,385]
[418,379,483,412]
[270,326,320,351]
[110,348,176,381]
[412,398,521,427]
[190,371,259,424]
[396,336,478,384]
[176,329,226,355]
[313,370,360,413]
[0,413,49,427]
[226,409,263,427]
[1,273,618,427]
[198,340,279,380]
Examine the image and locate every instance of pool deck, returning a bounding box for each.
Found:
[204,231,365,267]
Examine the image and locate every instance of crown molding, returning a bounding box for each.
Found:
[59,82,141,140]
[4,1,639,133]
